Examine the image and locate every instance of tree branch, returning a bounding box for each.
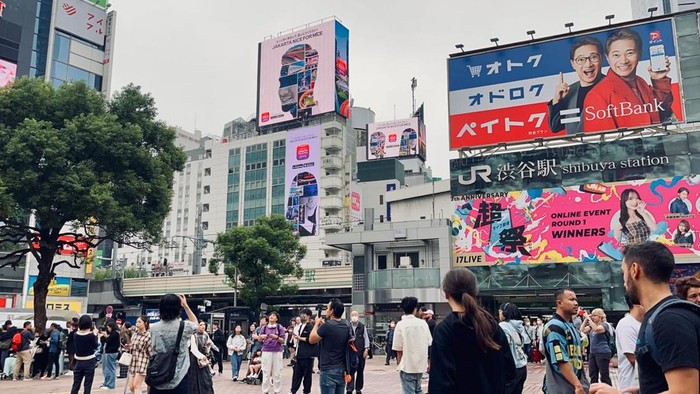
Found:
[51,258,82,271]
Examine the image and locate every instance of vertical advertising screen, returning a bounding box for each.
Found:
[258,20,350,127]
[448,19,684,149]
[451,176,700,266]
[367,117,420,160]
[285,126,321,236]
[0,59,17,88]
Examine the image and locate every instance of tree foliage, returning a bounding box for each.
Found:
[209,215,306,312]
[0,78,186,331]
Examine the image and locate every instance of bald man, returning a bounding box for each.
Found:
[348,311,370,394]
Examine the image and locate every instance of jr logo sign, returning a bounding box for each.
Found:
[458,165,492,185]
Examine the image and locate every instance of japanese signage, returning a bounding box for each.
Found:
[349,185,362,224]
[28,276,71,297]
[285,126,321,236]
[448,19,684,149]
[27,299,83,312]
[367,117,420,160]
[450,133,700,197]
[258,20,349,127]
[55,0,106,46]
[452,176,700,266]
[0,59,16,88]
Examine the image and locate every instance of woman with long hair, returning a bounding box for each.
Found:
[226,325,246,381]
[429,268,515,393]
[673,219,694,246]
[127,316,151,394]
[499,303,528,394]
[188,321,215,394]
[611,189,657,245]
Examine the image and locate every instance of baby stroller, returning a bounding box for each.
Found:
[1,355,16,380]
[243,356,262,385]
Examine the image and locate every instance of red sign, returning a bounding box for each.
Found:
[0,1,6,18]
[31,234,91,255]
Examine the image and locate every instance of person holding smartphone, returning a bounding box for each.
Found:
[259,311,286,394]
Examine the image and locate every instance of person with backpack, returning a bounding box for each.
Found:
[12,321,35,381]
[581,308,613,385]
[309,298,351,394]
[0,320,18,373]
[498,303,528,394]
[591,242,700,394]
[259,311,286,394]
[71,315,99,394]
[148,293,198,394]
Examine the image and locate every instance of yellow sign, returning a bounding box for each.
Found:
[27,300,82,312]
[28,276,70,297]
[85,217,97,274]
[453,253,486,266]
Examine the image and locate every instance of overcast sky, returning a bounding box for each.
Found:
[108,0,634,179]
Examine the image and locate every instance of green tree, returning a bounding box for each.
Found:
[0,78,186,331]
[209,215,306,312]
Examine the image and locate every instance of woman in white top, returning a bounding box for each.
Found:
[188,321,216,394]
[226,325,246,381]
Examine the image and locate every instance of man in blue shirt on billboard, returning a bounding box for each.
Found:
[547,37,605,134]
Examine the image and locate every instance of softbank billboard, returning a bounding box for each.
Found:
[448,19,684,149]
[285,126,321,237]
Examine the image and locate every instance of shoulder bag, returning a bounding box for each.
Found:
[145,321,185,387]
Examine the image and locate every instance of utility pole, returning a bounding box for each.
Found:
[411,77,417,114]
[193,203,203,275]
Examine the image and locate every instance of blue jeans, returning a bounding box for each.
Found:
[102,352,117,389]
[320,367,346,394]
[399,371,423,394]
[230,353,242,378]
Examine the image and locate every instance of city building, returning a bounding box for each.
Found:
[631,0,700,19]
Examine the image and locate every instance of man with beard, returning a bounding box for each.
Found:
[591,242,700,394]
[543,288,589,394]
[547,37,605,134]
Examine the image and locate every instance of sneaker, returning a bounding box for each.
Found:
[52,376,60,380]
[64,371,73,376]
[41,376,51,380]
[23,378,33,381]
[101,387,113,391]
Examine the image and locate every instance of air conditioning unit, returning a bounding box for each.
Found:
[399,256,411,268]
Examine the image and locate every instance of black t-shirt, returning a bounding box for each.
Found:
[637,296,700,394]
[576,85,593,110]
[316,319,350,371]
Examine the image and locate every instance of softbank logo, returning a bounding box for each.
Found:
[458,165,492,185]
[584,99,665,121]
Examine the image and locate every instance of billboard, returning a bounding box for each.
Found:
[55,0,106,46]
[415,104,427,160]
[367,117,420,160]
[285,126,321,236]
[27,276,71,297]
[258,20,349,127]
[448,19,684,149]
[0,59,17,88]
[451,176,700,266]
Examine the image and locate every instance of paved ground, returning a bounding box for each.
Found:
[0,359,618,393]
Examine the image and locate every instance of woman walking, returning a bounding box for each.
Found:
[429,268,515,393]
[226,325,246,381]
[126,316,151,394]
[188,321,215,394]
[70,315,99,394]
[498,303,528,394]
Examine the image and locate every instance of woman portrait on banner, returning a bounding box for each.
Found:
[673,219,695,247]
[611,188,658,245]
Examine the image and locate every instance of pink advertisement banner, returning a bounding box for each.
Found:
[451,176,700,265]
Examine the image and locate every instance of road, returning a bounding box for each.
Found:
[0,359,618,393]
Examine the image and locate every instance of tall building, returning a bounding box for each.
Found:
[631,0,700,19]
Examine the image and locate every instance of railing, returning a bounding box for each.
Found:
[320,216,343,231]
[321,156,343,169]
[321,195,343,210]
[320,175,343,189]
[367,268,441,290]
[321,135,343,150]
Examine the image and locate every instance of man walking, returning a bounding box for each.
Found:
[393,297,432,394]
[43,323,61,380]
[347,311,370,394]
[12,321,35,381]
[523,317,535,362]
[211,322,226,376]
[310,298,351,394]
[290,309,317,394]
[543,288,589,394]
[615,295,643,391]
[591,242,700,394]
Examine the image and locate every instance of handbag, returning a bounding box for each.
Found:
[197,356,211,369]
[117,352,132,366]
[146,321,185,387]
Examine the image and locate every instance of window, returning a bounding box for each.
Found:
[203,185,210,194]
[379,195,384,205]
[202,222,209,231]
[202,204,210,212]
[205,149,212,158]
[204,168,211,176]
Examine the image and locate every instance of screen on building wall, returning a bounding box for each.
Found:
[0,59,17,88]
[448,18,684,149]
[258,20,349,127]
[285,126,321,236]
[367,117,421,160]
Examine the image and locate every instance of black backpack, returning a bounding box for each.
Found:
[637,298,700,364]
[145,321,184,387]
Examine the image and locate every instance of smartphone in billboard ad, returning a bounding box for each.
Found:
[448,19,684,150]
[367,117,420,160]
[258,20,349,127]
[285,126,321,236]
[452,176,700,265]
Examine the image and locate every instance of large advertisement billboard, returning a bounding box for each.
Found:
[285,126,321,236]
[258,20,350,127]
[367,117,420,160]
[452,176,700,266]
[0,59,17,88]
[55,0,106,46]
[448,19,684,150]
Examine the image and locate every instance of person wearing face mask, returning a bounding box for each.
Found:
[347,311,370,394]
[290,309,317,394]
[385,320,396,366]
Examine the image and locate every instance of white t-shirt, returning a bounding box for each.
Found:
[615,314,641,390]
[392,314,432,374]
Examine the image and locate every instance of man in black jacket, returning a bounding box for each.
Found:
[347,310,370,394]
[211,322,226,375]
[0,320,19,372]
[290,309,317,394]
